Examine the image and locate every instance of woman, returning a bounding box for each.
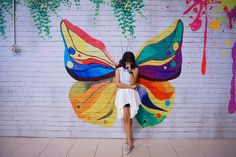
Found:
[115,51,141,154]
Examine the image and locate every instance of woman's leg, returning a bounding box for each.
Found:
[123,106,132,146]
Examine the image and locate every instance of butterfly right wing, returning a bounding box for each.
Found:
[136,19,183,81]
[135,20,184,128]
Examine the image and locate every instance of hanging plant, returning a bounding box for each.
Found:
[74,0,80,9]
[24,0,74,38]
[0,0,144,39]
[90,0,104,16]
[111,0,144,39]
[0,0,13,37]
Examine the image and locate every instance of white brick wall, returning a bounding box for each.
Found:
[0,0,236,138]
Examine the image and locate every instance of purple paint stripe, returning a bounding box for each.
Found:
[138,47,182,81]
[229,41,236,114]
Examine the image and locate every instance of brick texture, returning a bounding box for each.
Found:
[0,0,236,138]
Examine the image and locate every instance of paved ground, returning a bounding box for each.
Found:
[0,137,236,157]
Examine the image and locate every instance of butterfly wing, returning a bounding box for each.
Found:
[136,78,176,128]
[69,81,117,128]
[136,20,183,81]
[60,19,116,81]
[60,19,117,127]
[135,19,184,128]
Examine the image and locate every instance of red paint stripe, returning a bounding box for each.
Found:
[63,19,106,51]
[73,58,111,67]
[201,9,208,75]
[138,78,174,100]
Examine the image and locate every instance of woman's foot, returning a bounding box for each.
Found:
[124,144,134,154]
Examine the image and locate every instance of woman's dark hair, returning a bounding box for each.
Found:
[118,51,136,69]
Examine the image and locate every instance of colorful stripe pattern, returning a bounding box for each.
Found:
[69,81,117,127]
[61,19,116,81]
[135,20,183,127]
[136,20,183,81]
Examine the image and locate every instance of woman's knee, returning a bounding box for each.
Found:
[123,107,131,122]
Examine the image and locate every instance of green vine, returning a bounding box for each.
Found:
[90,0,104,16]
[74,0,80,9]
[0,0,144,39]
[24,0,75,38]
[111,0,145,39]
[0,0,13,37]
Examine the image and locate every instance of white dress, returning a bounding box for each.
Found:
[115,67,141,119]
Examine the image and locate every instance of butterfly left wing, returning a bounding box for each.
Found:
[60,19,117,127]
[135,19,184,128]
[60,19,116,81]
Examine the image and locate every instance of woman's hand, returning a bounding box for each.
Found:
[129,68,138,85]
[115,68,133,89]
[131,84,137,89]
[126,62,132,71]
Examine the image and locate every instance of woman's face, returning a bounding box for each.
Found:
[125,60,133,69]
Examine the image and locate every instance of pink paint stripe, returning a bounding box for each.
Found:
[63,19,106,51]
[183,2,198,15]
[229,42,236,114]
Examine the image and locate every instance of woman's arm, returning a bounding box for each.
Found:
[129,68,138,85]
[115,68,134,89]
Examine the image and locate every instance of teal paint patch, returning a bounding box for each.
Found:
[135,105,166,128]
[170,61,176,67]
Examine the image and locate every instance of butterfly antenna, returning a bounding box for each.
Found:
[126,40,130,52]
[121,39,124,55]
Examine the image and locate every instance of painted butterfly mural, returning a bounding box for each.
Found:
[60,19,184,128]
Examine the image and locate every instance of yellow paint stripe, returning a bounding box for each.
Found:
[61,21,115,68]
[61,22,74,49]
[138,55,175,66]
[69,30,115,67]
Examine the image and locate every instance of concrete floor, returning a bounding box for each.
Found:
[0,137,236,157]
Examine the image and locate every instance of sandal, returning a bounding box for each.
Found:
[124,144,134,154]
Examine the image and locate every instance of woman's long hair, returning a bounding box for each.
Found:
[117,51,136,69]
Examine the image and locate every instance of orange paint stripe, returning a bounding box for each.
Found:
[82,83,117,119]
[138,78,174,100]
[70,82,109,116]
